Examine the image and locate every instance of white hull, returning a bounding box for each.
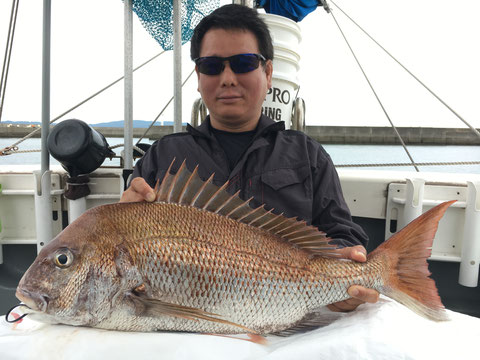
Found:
[1,165,479,317]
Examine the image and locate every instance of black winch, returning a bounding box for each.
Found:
[47,119,115,177]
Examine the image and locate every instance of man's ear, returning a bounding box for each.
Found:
[195,65,200,92]
[265,60,273,89]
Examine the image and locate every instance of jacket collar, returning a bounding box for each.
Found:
[187,115,285,139]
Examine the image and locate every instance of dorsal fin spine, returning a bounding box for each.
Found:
[226,196,254,217]
[190,173,215,206]
[202,181,230,210]
[236,204,264,222]
[178,165,199,204]
[214,190,241,214]
[225,201,244,217]
[246,205,267,225]
[157,159,176,201]
[292,240,330,247]
[167,160,187,203]
[288,234,326,242]
[290,236,329,245]
[281,225,311,238]
[268,217,292,233]
[273,218,297,234]
[262,215,287,231]
[276,223,305,237]
[153,179,161,201]
[258,213,283,230]
[269,217,297,234]
[250,208,274,227]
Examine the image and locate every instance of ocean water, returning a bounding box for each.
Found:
[0,137,151,168]
[323,144,480,174]
[1,138,479,174]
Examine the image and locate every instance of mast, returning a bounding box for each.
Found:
[34,0,53,253]
[124,0,133,171]
[173,0,182,133]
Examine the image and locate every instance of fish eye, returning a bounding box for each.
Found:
[54,249,74,268]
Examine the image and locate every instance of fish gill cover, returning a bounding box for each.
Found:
[129,0,220,50]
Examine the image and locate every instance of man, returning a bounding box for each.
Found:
[120,4,379,312]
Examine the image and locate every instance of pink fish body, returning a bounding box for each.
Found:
[16,161,450,334]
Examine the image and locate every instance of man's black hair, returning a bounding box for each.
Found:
[190,4,274,61]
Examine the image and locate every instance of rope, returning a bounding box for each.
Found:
[2,144,146,157]
[329,8,420,172]
[0,0,20,123]
[135,68,196,145]
[336,161,480,168]
[330,0,480,143]
[0,51,166,155]
[1,147,38,155]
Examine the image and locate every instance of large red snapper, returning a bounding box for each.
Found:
[14,161,450,334]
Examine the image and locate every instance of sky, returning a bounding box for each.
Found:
[0,0,479,128]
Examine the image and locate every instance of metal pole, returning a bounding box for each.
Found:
[34,170,53,252]
[41,0,51,174]
[459,181,480,287]
[68,198,87,223]
[173,0,182,133]
[124,0,133,170]
[34,0,53,253]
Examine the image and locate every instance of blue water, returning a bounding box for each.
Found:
[1,138,479,174]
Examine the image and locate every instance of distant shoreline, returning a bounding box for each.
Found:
[1,124,479,145]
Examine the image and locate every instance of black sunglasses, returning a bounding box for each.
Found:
[194,53,266,75]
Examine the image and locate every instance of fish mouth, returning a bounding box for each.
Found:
[15,287,49,313]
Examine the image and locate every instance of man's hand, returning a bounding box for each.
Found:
[327,245,380,312]
[119,177,156,203]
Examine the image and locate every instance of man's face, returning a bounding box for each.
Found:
[196,28,273,132]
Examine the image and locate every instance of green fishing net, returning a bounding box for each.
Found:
[131,0,220,50]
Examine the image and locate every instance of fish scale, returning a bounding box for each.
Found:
[100,201,385,333]
[15,160,451,335]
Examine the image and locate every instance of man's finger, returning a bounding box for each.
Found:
[120,178,155,203]
[119,189,145,203]
[350,248,367,262]
[130,178,156,202]
[348,285,380,304]
[337,245,367,262]
[327,297,364,312]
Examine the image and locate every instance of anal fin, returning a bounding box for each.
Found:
[203,333,268,345]
[130,293,256,334]
[271,307,345,337]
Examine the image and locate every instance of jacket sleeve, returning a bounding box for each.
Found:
[311,149,369,248]
[131,142,160,188]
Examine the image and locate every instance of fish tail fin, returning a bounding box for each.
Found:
[368,200,455,321]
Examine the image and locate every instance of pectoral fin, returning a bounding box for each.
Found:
[129,293,256,334]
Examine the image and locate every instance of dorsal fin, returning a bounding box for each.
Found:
[155,159,338,256]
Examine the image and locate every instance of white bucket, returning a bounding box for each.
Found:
[259,13,301,129]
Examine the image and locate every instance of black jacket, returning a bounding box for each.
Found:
[132,115,368,247]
